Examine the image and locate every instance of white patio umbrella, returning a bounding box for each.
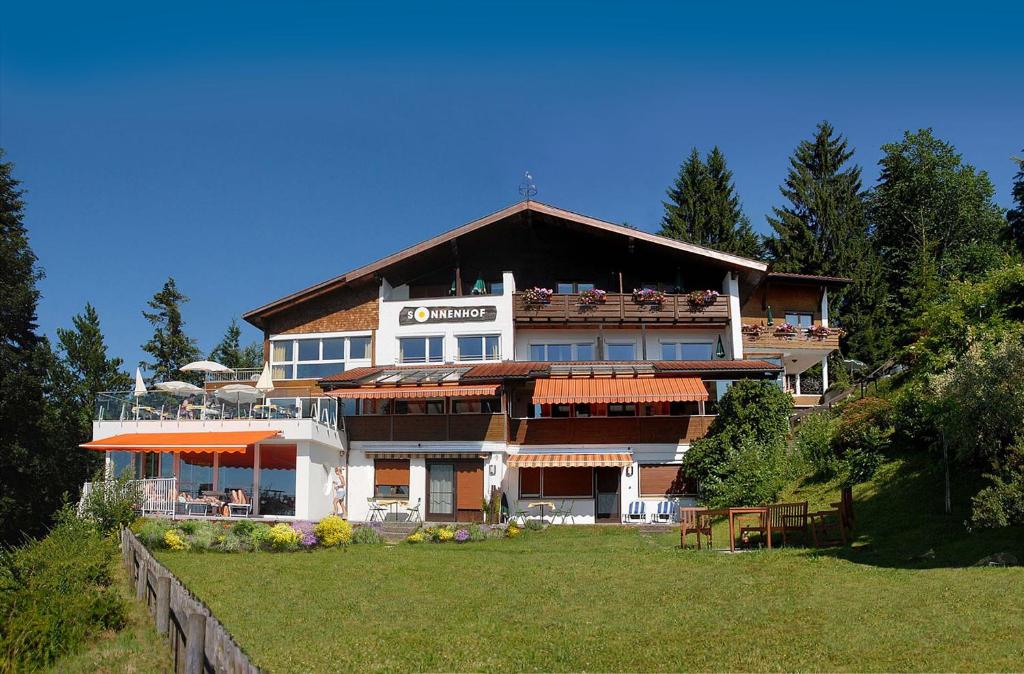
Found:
[180,360,233,385]
[132,367,147,420]
[216,384,260,417]
[154,381,204,396]
[255,362,274,395]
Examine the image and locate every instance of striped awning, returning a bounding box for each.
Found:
[532,376,707,404]
[507,452,633,468]
[365,451,488,459]
[80,430,281,454]
[327,385,500,400]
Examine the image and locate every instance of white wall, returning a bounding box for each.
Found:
[374,271,516,366]
[724,271,742,359]
[295,441,343,520]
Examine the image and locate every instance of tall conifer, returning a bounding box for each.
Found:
[140,277,200,383]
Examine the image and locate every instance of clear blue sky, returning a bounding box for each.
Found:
[2,1,1021,371]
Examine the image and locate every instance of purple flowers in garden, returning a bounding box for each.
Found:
[292,521,318,547]
[454,528,470,543]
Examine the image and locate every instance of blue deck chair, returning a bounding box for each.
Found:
[625,500,647,523]
[653,501,676,523]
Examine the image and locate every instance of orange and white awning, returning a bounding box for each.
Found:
[327,385,500,399]
[507,452,633,468]
[532,376,707,404]
[80,430,281,454]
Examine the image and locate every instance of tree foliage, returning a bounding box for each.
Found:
[659,147,762,259]
[1006,153,1024,256]
[140,277,200,383]
[209,318,262,370]
[683,380,793,506]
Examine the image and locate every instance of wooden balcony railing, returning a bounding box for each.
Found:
[741,325,840,351]
[344,414,505,442]
[513,293,729,325]
[508,415,713,445]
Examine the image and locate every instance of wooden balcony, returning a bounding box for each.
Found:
[513,293,729,326]
[741,326,840,351]
[344,414,505,442]
[508,415,713,445]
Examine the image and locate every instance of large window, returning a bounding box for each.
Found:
[784,312,813,328]
[556,282,595,294]
[374,459,410,498]
[605,342,636,361]
[259,445,297,516]
[179,452,215,497]
[399,336,443,364]
[661,341,714,361]
[394,399,445,415]
[529,342,595,362]
[639,464,697,497]
[271,334,371,379]
[457,335,500,362]
[451,397,501,414]
[518,467,593,498]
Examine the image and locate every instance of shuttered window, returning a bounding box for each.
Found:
[374,459,410,497]
[639,464,696,496]
[518,467,593,497]
[455,461,484,510]
[519,467,541,497]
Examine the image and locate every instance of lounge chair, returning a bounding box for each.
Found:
[227,489,253,517]
[653,501,676,523]
[625,501,647,523]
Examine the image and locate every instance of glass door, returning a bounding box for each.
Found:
[427,462,455,521]
[594,467,620,521]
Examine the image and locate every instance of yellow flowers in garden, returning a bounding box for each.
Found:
[267,523,301,551]
[314,515,353,547]
[163,529,188,550]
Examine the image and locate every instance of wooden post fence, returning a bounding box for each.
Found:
[119,528,261,673]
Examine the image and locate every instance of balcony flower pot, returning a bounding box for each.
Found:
[807,325,844,340]
[522,287,553,305]
[577,288,607,306]
[741,324,766,338]
[774,322,800,338]
[686,289,720,310]
[631,288,666,305]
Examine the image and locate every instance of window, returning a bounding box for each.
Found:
[639,464,697,497]
[550,404,572,418]
[374,459,410,498]
[703,380,733,414]
[605,343,636,361]
[488,281,504,296]
[529,342,595,362]
[556,282,595,294]
[518,467,593,497]
[608,403,637,417]
[359,399,392,415]
[457,335,500,362]
[785,312,813,328]
[399,336,443,364]
[394,399,445,415]
[451,397,501,414]
[669,401,700,416]
[661,342,714,361]
[271,334,372,379]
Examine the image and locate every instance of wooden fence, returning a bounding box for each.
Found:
[120,529,260,673]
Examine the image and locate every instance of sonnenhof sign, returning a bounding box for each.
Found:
[399,305,498,326]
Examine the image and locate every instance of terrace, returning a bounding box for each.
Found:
[95,389,340,428]
[513,291,730,325]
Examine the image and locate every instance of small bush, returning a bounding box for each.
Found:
[186,522,217,551]
[406,530,426,543]
[163,529,188,551]
[177,520,201,535]
[230,519,258,538]
[268,523,300,551]
[135,519,173,549]
[437,526,455,542]
[970,468,1024,529]
[219,532,244,552]
[352,525,384,545]
[506,524,521,538]
[794,411,839,477]
[243,522,272,550]
[524,519,544,531]
[79,472,139,534]
[467,523,487,542]
[314,516,352,547]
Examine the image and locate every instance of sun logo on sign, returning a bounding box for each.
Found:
[414,307,430,323]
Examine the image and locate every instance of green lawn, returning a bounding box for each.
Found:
[157,457,1024,673]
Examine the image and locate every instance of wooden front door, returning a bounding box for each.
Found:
[426,459,485,522]
[594,467,621,522]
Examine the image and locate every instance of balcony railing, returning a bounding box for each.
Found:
[205,367,262,383]
[513,292,729,325]
[741,325,841,350]
[344,413,505,442]
[79,477,177,517]
[509,415,713,445]
[95,389,339,428]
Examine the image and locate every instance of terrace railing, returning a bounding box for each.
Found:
[204,367,262,383]
[80,477,177,517]
[513,292,729,325]
[95,389,340,428]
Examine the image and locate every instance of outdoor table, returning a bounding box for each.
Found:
[377,498,409,521]
[527,501,556,524]
[727,506,772,552]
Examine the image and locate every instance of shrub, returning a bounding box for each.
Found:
[794,411,839,477]
[219,532,244,552]
[163,529,188,551]
[245,523,272,550]
[292,521,318,548]
[970,469,1024,529]
[230,519,258,537]
[177,520,200,535]
[506,525,521,538]
[267,523,300,551]
[314,516,352,547]
[437,526,455,542]
[524,519,544,531]
[454,528,470,543]
[833,397,892,455]
[135,518,173,549]
[79,472,139,535]
[185,522,217,551]
[0,507,126,671]
[406,531,426,543]
[352,525,384,545]
[467,523,487,542]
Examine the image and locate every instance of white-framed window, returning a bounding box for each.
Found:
[605,342,636,361]
[271,334,371,380]
[529,342,596,362]
[555,281,595,294]
[784,312,814,328]
[661,341,714,361]
[398,336,444,364]
[456,334,500,362]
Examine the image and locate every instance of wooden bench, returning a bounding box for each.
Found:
[679,507,713,549]
[740,501,808,546]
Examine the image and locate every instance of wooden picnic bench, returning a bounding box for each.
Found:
[739,501,809,547]
[679,507,713,549]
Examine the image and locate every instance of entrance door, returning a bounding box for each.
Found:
[427,462,456,521]
[594,467,621,522]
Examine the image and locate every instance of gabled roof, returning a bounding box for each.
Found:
[767,271,852,286]
[244,200,768,324]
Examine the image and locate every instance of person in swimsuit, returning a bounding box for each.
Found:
[331,466,347,518]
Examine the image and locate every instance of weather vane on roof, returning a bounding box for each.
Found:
[518,171,537,199]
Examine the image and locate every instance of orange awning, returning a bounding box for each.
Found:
[508,452,633,468]
[327,385,500,399]
[80,430,281,454]
[532,376,708,404]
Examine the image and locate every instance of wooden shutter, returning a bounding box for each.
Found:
[519,467,541,496]
[542,467,593,497]
[455,461,484,510]
[639,464,695,496]
[374,459,410,488]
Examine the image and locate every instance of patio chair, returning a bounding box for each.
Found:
[810,509,846,547]
[652,501,676,523]
[740,502,808,547]
[405,498,422,523]
[679,507,711,548]
[552,500,575,524]
[366,497,387,522]
[624,500,647,523]
[227,489,253,518]
[511,504,530,526]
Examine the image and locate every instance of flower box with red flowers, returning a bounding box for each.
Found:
[631,288,666,305]
[686,289,720,310]
[522,287,554,305]
[577,288,607,305]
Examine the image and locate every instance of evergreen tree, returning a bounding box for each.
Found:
[140,277,200,383]
[659,147,762,259]
[870,129,1009,343]
[209,318,262,370]
[1007,153,1024,256]
[0,151,52,543]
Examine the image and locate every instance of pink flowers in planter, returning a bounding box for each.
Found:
[742,324,767,337]
[808,325,844,339]
[686,289,720,309]
[577,288,607,305]
[522,287,553,305]
[774,322,799,336]
[631,288,666,304]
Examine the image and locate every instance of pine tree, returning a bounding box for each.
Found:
[0,150,52,543]
[1007,153,1024,256]
[140,277,200,383]
[209,318,262,370]
[659,147,762,259]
